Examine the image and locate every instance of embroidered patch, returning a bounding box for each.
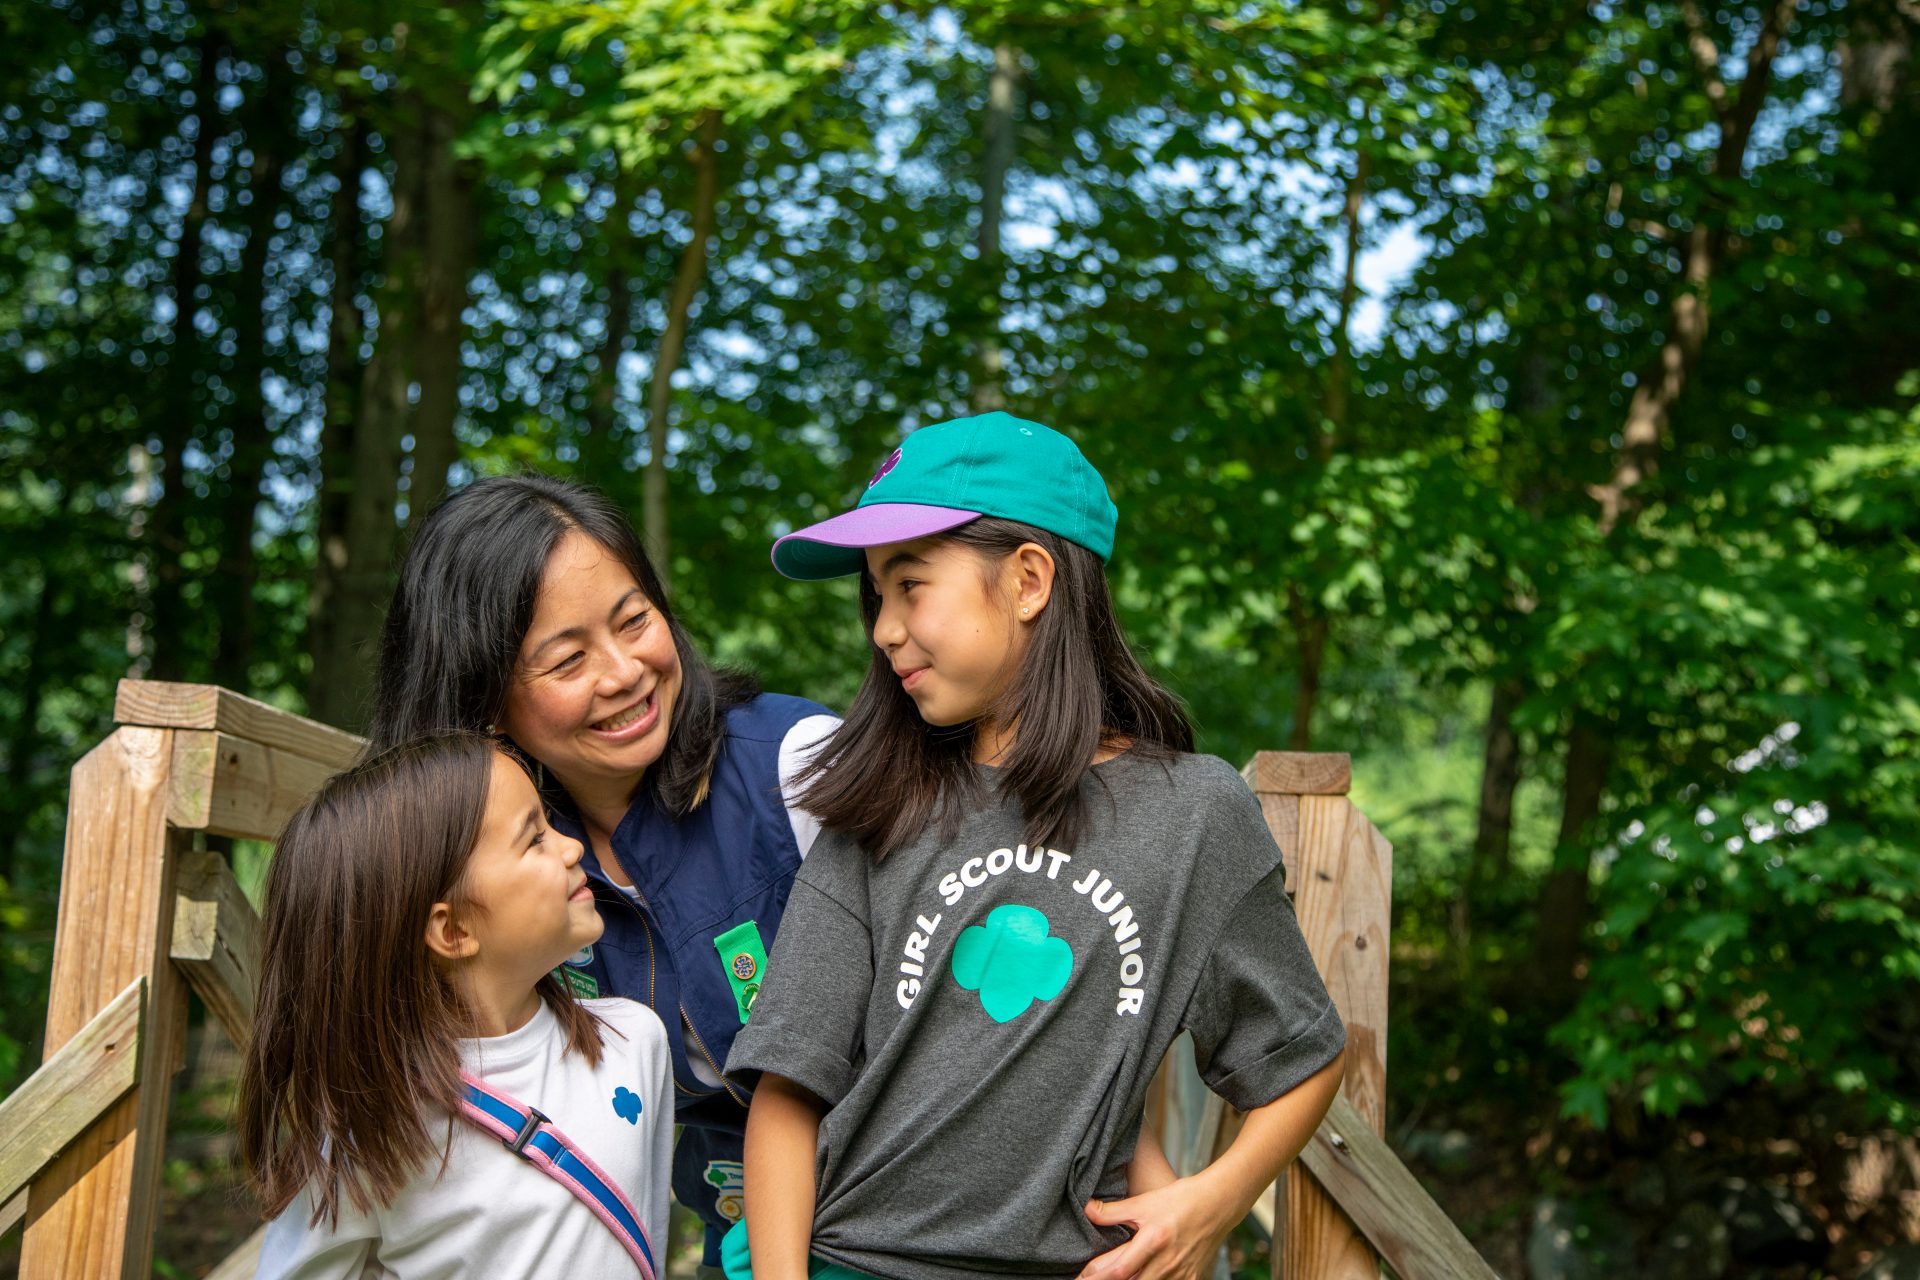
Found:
[951,904,1074,1023]
[553,965,599,999]
[868,447,903,488]
[712,921,769,1025]
[612,1086,643,1124]
[704,1159,746,1222]
[566,944,595,968]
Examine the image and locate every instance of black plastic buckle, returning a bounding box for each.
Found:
[504,1105,550,1159]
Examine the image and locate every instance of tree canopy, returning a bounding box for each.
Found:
[2,0,1916,1272]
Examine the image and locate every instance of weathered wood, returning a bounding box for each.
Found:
[1299,1094,1502,1280]
[0,980,143,1207]
[0,1187,22,1236]
[1284,794,1392,1280]
[169,729,338,842]
[1256,792,1302,892]
[205,1224,268,1280]
[1145,1034,1226,1179]
[22,730,192,1280]
[171,850,261,1046]
[1241,751,1351,796]
[116,678,364,770]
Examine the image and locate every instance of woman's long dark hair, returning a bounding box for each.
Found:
[367,473,758,816]
[236,733,607,1226]
[795,517,1194,857]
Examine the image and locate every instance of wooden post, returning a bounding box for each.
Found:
[1239,752,1393,1280]
[170,850,262,1048]
[20,729,193,1279]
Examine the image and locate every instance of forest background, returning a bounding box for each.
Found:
[1,0,1917,1276]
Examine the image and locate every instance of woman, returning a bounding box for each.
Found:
[367,474,837,1272]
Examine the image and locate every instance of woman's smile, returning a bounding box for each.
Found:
[589,690,659,741]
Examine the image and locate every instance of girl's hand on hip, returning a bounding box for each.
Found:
[1076,1178,1241,1280]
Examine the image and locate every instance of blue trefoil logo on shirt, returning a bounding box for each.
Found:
[612,1086,643,1124]
[950,903,1074,1023]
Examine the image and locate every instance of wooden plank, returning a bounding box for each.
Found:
[169,730,337,842]
[22,729,192,1280]
[1241,751,1351,796]
[1284,795,1392,1280]
[1257,792,1302,893]
[0,1187,22,1237]
[1298,1094,1501,1280]
[171,851,262,1047]
[205,1224,268,1280]
[116,679,364,770]
[0,979,143,1207]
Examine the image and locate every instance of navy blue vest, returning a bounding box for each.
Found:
[542,691,833,1256]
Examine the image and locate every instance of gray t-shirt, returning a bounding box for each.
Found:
[726,751,1345,1280]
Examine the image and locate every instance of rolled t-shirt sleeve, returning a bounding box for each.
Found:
[724,846,873,1106]
[1183,864,1347,1112]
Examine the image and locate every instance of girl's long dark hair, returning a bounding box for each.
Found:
[795,518,1193,857]
[236,733,607,1226]
[367,473,758,816]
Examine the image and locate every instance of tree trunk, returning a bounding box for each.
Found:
[402,102,476,533]
[212,62,287,692]
[1457,676,1526,939]
[583,178,638,478]
[1322,155,1368,458]
[1,571,58,882]
[644,110,722,585]
[1287,584,1326,752]
[308,119,366,724]
[1289,154,1368,750]
[313,109,425,732]
[971,42,1020,414]
[1589,0,1801,532]
[1475,677,1525,878]
[1534,718,1613,995]
[147,33,221,682]
[1540,0,1801,984]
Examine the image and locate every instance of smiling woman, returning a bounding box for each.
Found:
[364,473,839,1270]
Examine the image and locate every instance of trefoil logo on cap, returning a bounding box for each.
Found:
[868,447,903,489]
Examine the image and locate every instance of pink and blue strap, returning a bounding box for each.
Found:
[458,1071,657,1280]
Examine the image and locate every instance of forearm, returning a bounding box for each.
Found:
[1128,1124,1179,1193]
[1195,1049,1346,1221]
[743,1073,825,1280]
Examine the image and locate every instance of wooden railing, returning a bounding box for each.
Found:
[1,681,1500,1279]
[1150,753,1498,1279]
[4,681,358,1279]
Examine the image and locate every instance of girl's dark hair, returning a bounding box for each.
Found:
[236,732,608,1226]
[367,473,758,815]
[795,517,1194,857]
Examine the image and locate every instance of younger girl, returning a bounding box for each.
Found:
[238,732,674,1279]
[726,412,1349,1280]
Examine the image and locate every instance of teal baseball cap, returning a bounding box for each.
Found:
[772,412,1118,580]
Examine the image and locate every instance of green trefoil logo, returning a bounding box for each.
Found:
[950,903,1074,1023]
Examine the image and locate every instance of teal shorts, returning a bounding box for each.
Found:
[719,1220,879,1280]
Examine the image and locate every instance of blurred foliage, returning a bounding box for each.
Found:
[1,0,1917,1269]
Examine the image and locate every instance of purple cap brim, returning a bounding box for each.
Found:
[771,503,983,580]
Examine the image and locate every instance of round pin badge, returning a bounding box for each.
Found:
[731,952,758,982]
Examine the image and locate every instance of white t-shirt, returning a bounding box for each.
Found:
[255,997,674,1280]
[778,712,841,857]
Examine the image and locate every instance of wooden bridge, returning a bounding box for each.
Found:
[0,680,1501,1279]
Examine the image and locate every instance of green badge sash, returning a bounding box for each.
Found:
[713,920,769,1024]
